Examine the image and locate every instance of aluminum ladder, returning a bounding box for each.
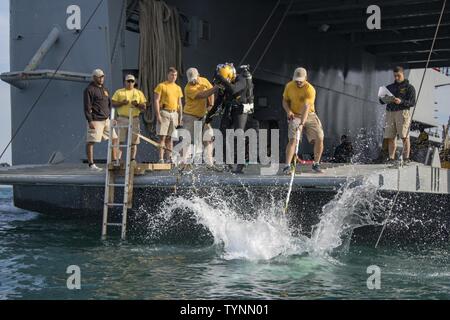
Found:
[101,108,136,240]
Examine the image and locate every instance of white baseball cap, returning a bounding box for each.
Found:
[125,74,136,82]
[186,68,199,82]
[92,69,105,78]
[293,67,307,82]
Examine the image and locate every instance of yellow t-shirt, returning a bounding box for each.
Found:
[154,81,183,112]
[184,77,213,118]
[112,88,147,118]
[283,81,316,115]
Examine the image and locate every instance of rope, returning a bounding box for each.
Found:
[374,0,447,248]
[0,0,105,161]
[407,0,447,134]
[111,0,127,64]
[253,0,294,73]
[284,128,301,214]
[238,0,282,67]
[138,0,183,134]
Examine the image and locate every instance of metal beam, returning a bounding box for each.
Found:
[290,0,438,15]
[25,26,61,72]
[368,39,450,55]
[355,26,450,45]
[405,59,450,69]
[326,13,450,34]
[389,52,450,63]
[304,2,447,26]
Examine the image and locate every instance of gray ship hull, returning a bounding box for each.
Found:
[1,163,449,245]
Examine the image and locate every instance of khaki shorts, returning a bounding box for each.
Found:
[384,110,411,139]
[288,113,324,143]
[86,119,117,143]
[157,110,179,137]
[117,116,141,145]
[183,114,214,143]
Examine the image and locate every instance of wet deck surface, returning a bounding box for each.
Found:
[0,162,403,189]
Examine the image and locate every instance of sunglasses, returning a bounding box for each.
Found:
[126,80,135,83]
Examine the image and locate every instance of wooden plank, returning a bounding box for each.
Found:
[152,163,173,171]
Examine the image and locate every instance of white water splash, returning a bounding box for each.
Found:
[150,177,382,261]
[158,196,309,260]
[310,178,382,255]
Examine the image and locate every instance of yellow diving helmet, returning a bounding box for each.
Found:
[216,63,236,82]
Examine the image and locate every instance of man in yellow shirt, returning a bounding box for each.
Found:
[183,68,218,166]
[112,74,147,161]
[154,67,184,163]
[282,67,324,174]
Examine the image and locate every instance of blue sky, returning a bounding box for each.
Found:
[0,2,449,165]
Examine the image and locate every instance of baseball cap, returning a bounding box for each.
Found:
[293,67,307,82]
[92,69,105,78]
[186,68,199,82]
[125,74,136,82]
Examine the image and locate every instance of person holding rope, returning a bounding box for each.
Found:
[282,67,324,175]
[111,74,147,163]
[380,66,416,165]
[183,68,219,167]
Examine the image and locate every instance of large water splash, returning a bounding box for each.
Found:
[310,178,382,255]
[144,177,382,261]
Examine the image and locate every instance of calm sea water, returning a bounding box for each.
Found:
[1,185,449,300]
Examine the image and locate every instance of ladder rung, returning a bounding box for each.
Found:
[105,203,126,207]
[106,223,123,227]
[108,184,127,187]
[110,145,129,148]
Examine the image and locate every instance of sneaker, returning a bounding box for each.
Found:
[223,164,234,172]
[112,159,121,167]
[158,159,165,164]
[403,158,411,165]
[386,158,399,168]
[282,165,293,175]
[89,164,103,171]
[232,164,245,174]
[206,164,224,172]
[312,163,324,173]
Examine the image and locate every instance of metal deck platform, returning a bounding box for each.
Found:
[0,162,449,193]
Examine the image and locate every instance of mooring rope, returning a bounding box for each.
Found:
[138,0,183,134]
[284,128,301,214]
[374,0,447,248]
[0,0,105,161]
[238,0,282,67]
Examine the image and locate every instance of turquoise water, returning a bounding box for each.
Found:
[0,186,449,300]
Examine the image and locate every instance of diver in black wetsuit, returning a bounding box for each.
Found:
[205,63,254,174]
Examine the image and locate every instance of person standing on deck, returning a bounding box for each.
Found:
[183,67,218,167]
[112,74,147,162]
[282,67,325,174]
[84,69,119,171]
[154,68,184,163]
[380,66,416,164]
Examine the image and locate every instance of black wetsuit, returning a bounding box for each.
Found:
[211,73,254,172]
